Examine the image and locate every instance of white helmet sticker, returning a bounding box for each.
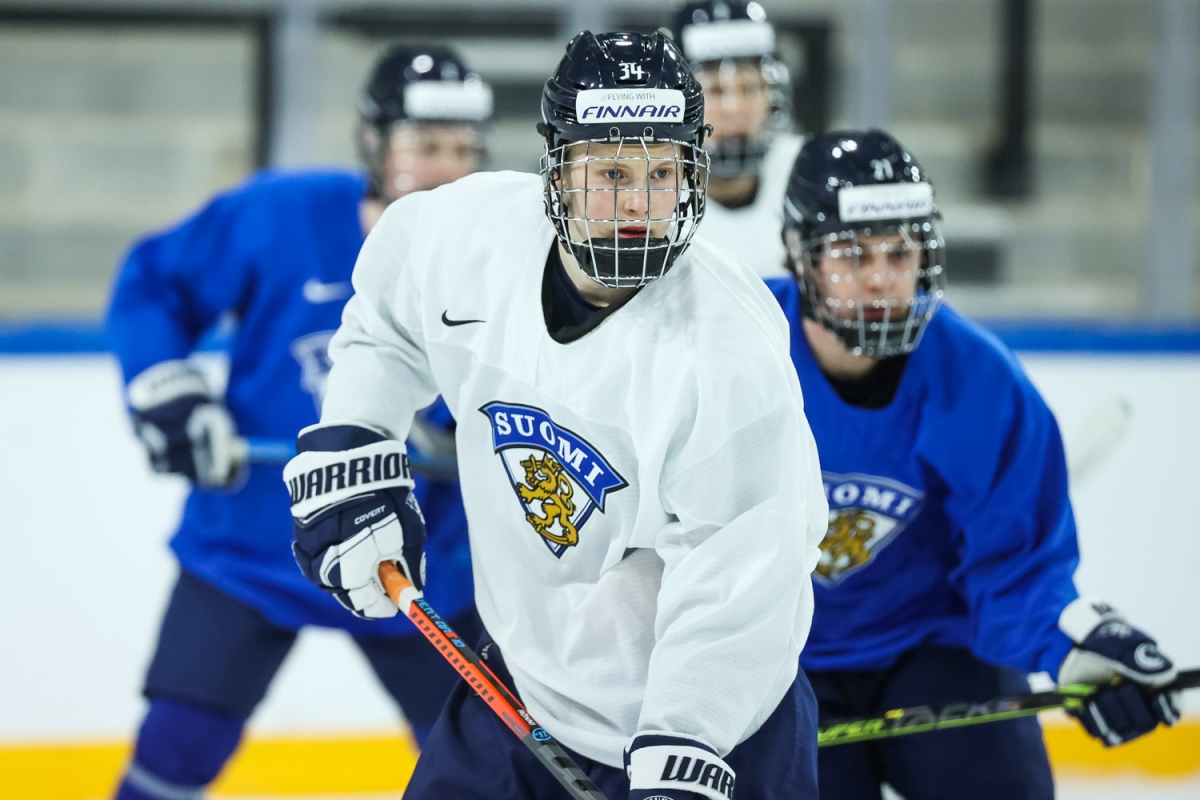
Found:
[404,80,493,121]
[575,88,686,124]
[838,182,934,223]
[682,20,776,62]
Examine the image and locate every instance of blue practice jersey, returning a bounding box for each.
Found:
[107,169,474,634]
[766,278,1079,677]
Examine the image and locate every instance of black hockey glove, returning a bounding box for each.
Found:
[1057,597,1180,746]
[126,360,243,489]
[625,732,735,800]
[285,424,426,620]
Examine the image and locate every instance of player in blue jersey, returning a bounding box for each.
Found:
[767,130,1182,799]
[105,46,489,800]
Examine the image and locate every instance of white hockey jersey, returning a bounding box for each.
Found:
[698,132,804,278]
[321,170,826,766]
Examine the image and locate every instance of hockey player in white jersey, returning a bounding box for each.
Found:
[283,30,826,800]
[672,1,803,277]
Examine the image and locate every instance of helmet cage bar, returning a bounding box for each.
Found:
[541,137,710,288]
[787,221,946,357]
[358,118,489,202]
[697,54,791,179]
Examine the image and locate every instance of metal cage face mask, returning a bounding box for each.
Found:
[697,57,790,180]
[359,120,488,202]
[541,138,710,289]
[787,221,946,357]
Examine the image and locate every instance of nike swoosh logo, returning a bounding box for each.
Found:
[303,278,353,304]
[441,310,485,327]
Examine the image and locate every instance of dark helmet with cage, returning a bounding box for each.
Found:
[783,130,946,357]
[538,30,710,289]
[357,45,493,201]
[670,1,791,179]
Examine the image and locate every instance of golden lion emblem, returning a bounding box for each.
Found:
[516,453,579,547]
[816,509,877,581]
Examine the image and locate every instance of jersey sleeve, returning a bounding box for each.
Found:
[639,341,826,756]
[318,194,439,442]
[106,186,261,383]
[933,349,1079,677]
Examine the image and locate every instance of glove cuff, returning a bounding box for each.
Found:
[1057,597,1177,689]
[625,732,735,800]
[1059,597,1121,644]
[127,359,211,411]
[285,432,415,521]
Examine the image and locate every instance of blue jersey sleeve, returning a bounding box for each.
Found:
[106,180,264,383]
[926,331,1079,677]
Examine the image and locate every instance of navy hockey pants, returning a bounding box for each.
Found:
[404,631,820,799]
[143,568,483,731]
[809,646,1055,800]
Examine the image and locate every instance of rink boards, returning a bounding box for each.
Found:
[0,343,1197,795]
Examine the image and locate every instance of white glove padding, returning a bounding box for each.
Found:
[1058,597,1180,746]
[126,359,243,488]
[1058,597,1177,688]
[311,510,415,618]
[625,732,736,800]
[286,425,424,620]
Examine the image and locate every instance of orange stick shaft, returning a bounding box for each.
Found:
[374,562,607,799]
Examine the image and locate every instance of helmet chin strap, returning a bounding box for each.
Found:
[567,236,677,289]
[706,134,770,179]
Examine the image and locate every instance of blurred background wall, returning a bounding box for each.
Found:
[0,0,1197,323]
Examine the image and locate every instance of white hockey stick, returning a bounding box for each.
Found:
[1062,395,1132,488]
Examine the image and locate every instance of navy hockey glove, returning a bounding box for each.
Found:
[284,424,426,620]
[625,733,735,800]
[1058,597,1181,746]
[126,360,243,489]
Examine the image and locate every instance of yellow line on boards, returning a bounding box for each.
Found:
[210,734,419,794]
[0,720,1195,799]
[0,733,419,800]
[1042,717,1200,777]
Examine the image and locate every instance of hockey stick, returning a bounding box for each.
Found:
[1063,394,1132,487]
[817,668,1200,747]
[236,437,459,480]
[377,562,607,800]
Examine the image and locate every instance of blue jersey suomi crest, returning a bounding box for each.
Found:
[289,330,336,415]
[480,402,628,558]
[817,472,924,587]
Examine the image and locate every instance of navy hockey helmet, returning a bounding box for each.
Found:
[671,1,791,179]
[539,30,711,289]
[357,45,493,201]
[783,130,946,357]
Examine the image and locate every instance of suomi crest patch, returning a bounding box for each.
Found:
[816,472,925,586]
[480,402,627,558]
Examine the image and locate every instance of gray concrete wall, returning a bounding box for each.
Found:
[0,26,254,319]
[1,0,1194,320]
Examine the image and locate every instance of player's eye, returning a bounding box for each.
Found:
[650,168,674,180]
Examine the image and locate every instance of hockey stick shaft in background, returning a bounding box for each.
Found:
[376,562,608,800]
[1063,394,1131,487]
[817,668,1200,746]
